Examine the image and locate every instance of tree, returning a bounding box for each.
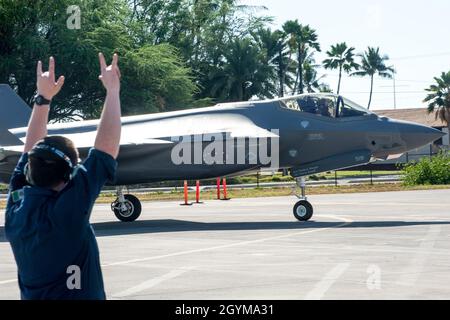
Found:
[303,64,321,93]
[121,44,205,115]
[189,0,272,101]
[251,28,295,97]
[302,50,326,93]
[351,47,394,109]
[207,37,276,102]
[323,42,359,94]
[318,83,332,93]
[0,0,129,120]
[424,71,450,137]
[130,0,272,102]
[0,0,202,120]
[282,20,320,94]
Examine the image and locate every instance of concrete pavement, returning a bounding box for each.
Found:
[1,189,450,299]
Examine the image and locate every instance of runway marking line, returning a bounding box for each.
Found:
[304,263,351,300]
[111,267,193,298]
[101,215,353,267]
[0,279,16,285]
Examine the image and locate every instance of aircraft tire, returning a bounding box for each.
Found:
[293,200,313,221]
[112,194,142,222]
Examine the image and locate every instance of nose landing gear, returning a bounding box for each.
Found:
[293,176,313,221]
[111,186,142,222]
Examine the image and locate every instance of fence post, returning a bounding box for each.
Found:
[257,172,260,188]
[334,171,338,187]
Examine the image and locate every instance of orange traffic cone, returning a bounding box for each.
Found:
[221,178,231,200]
[180,180,193,206]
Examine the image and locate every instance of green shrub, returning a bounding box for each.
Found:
[402,152,450,185]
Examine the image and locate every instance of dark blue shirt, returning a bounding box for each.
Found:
[5,148,117,300]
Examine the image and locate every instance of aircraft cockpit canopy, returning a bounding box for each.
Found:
[279,94,373,118]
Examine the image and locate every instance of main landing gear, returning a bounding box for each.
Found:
[292,177,313,222]
[111,186,142,222]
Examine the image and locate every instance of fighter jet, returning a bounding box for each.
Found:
[0,84,444,222]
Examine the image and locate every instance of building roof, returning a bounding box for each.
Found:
[374,108,447,128]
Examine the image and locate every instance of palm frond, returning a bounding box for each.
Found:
[378,71,393,79]
[351,70,369,77]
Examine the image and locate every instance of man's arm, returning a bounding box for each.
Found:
[94,53,121,159]
[23,57,65,153]
[6,58,64,210]
[52,53,121,225]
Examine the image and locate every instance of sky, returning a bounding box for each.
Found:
[240,0,450,110]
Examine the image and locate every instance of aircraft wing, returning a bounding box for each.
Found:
[61,132,175,149]
[0,146,23,160]
[115,113,279,141]
[0,124,277,156]
[4,112,278,151]
[0,138,174,157]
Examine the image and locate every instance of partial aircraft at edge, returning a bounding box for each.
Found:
[0,84,444,222]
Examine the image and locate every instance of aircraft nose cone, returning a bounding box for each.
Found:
[397,121,445,151]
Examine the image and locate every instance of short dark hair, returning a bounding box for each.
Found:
[28,136,79,188]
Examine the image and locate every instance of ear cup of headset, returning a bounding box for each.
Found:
[63,166,73,183]
[24,162,34,186]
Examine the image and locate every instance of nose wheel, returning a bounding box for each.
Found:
[292,176,314,221]
[293,200,313,221]
[111,187,142,222]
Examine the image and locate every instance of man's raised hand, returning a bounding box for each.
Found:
[98,53,121,93]
[36,57,65,101]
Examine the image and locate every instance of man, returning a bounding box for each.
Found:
[5,52,122,299]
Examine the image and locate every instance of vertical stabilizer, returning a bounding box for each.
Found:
[0,84,31,146]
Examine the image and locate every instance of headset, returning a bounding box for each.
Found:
[24,144,76,186]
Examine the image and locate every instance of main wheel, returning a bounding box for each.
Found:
[112,194,142,222]
[293,200,313,221]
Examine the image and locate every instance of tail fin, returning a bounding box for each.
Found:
[0,84,31,146]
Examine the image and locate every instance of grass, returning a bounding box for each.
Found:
[0,170,398,192]
[2,183,448,209]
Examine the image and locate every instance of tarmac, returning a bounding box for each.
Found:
[1,189,450,300]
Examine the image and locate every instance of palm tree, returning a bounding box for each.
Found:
[283,20,320,94]
[252,28,295,97]
[208,37,277,102]
[303,50,326,93]
[323,42,359,94]
[351,47,394,109]
[424,71,450,137]
[303,64,323,93]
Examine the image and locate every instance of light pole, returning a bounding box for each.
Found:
[393,67,397,109]
[380,66,403,109]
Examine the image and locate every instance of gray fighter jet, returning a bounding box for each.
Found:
[0,84,444,222]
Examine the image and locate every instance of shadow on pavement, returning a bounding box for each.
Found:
[2,219,450,242]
